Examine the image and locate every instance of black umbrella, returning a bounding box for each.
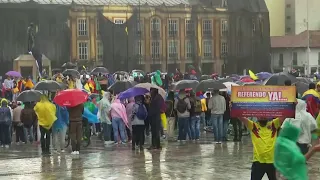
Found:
[62,62,77,69]
[90,67,109,75]
[16,90,42,102]
[196,79,226,92]
[170,80,199,91]
[293,81,308,95]
[296,77,312,84]
[62,69,80,78]
[218,77,233,83]
[108,81,137,94]
[263,72,297,85]
[34,80,64,91]
[200,75,211,81]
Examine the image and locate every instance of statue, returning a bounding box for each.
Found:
[27,22,35,52]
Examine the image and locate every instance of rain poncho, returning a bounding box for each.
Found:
[34,95,57,130]
[302,89,320,117]
[82,108,99,124]
[53,104,69,131]
[151,70,163,86]
[274,122,308,180]
[98,92,111,124]
[94,77,101,91]
[282,99,317,144]
[84,101,98,114]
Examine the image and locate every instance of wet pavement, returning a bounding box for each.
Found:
[1,135,320,180]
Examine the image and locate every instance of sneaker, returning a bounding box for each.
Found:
[71,151,77,155]
[104,141,109,145]
[16,142,20,145]
[121,141,126,145]
[216,141,222,144]
[5,145,9,148]
[76,151,80,154]
[61,149,65,153]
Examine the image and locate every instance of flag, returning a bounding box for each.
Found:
[125,27,128,35]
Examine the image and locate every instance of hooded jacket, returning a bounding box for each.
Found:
[34,95,57,129]
[282,99,317,144]
[274,122,308,180]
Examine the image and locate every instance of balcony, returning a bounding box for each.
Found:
[186,30,195,37]
[203,30,212,37]
[169,31,178,37]
[151,30,160,37]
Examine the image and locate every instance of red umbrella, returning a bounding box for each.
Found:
[240,77,255,83]
[54,89,88,107]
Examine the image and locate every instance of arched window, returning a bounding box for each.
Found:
[151,17,161,36]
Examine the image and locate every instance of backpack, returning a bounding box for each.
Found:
[0,108,11,125]
[193,98,202,113]
[136,104,148,120]
[177,97,187,113]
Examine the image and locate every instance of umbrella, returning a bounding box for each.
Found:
[218,77,233,83]
[90,67,109,75]
[16,90,42,102]
[34,80,64,91]
[293,82,308,95]
[108,81,137,94]
[54,89,88,107]
[62,69,80,78]
[243,82,261,86]
[61,62,77,69]
[135,83,166,99]
[6,71,21,77]
[89,93,101,100]
[256,72,272,80]
[240,77,255,83]
[118,87,149,100]
[170,80,199,91]
[132,69,145,76]
[263,72,297,85]
[200,75,210,81]
[296,77,312,84]
[195,79,226,92]
[222,82,239,92]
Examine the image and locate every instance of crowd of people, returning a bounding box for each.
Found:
[3,67,320,179]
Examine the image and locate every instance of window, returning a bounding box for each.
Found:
[202,20,212,36]
[96,19,99,36]
[286,4,291,8]
[78,41,88,60]
[222,0,227,7]
[286,16,291,20]
[151,18,160,35]
[221,42,228,55]
[186,41,193,58]
[114,19,125,24]
[151,41,160,59]
[77,18,88,36]
[135,40,143,56]
[203,40,212,58]
[286,27,291,33]
[168,40,178,59]
[252,22,256,34]
[221,20,228,36]
[279,54,283,66]
[136,20,143,36]
[293,52,298,65]
[186,20,194,36]
[168,19,178,37]
[97,41,103,61]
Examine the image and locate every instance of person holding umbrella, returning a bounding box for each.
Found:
[148,88,163,150]
[34,95,57,155]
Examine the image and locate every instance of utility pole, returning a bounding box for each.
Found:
[306,0,310,76]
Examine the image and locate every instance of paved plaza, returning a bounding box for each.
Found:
[0,135,320,180]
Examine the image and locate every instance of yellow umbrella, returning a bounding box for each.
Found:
[249,70,258,80]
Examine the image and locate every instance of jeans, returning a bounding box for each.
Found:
[231,118,242,141]
[39,126,51,153]
[13,123,25,143]
[211,114,223,142]
[112,117,127,143]
[102,123,112,141]
[222,119,229,140]
[0,123,10,145]
[200,112,206,127]
[178,117,189,140]
[251,162,276,180]
[167,117,175,139]
[24,126,34,143]
[52,126,67,151]
[190,116,200,140]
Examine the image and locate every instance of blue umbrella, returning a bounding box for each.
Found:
[118,87,149,100]
[256,72,272,80]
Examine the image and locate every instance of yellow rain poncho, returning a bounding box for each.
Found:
[34,95,57,130]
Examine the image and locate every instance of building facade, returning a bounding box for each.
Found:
[69,3,229,74]
[271,30,320,74]
[265,0,285,36]
[285,0,320,35]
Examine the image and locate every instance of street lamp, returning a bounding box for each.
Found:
[221,53,228,75]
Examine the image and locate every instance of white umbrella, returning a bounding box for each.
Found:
[222,82,239,92]
[135,83,166,99]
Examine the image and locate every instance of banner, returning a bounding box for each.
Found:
[231,86,296,118]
